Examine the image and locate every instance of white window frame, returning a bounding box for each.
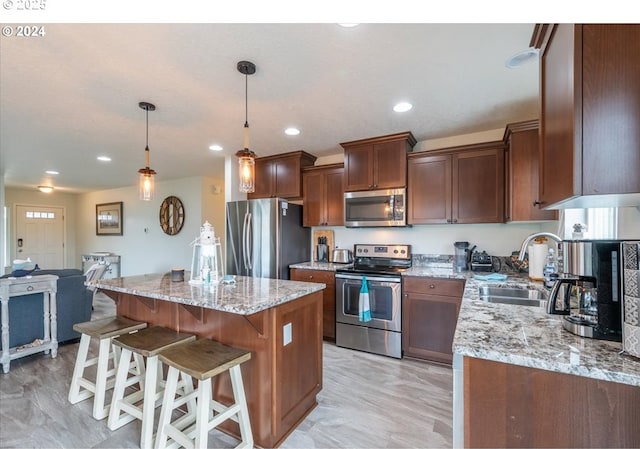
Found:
[560,208,618,239]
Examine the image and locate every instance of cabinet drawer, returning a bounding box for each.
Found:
[290,269,335,285]
[403,277,464,297]
[8,280,55,296]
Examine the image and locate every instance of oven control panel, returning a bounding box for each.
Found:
[353,244,411,260]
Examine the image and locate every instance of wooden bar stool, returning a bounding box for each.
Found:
[68,316,147,420]
[155,338,253,449]
[108,326,196,449]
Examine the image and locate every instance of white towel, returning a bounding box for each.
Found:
[358,276,372,322]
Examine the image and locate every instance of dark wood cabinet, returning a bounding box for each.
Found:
[248,151,317,200]
[290,268,336,341]
[302,164,344,227]
[535,24,640,208]
[341,132,416,192]
[503,120,557,221]
[464,357,640,448]
[408,142,505,224]
[402,276,465,364]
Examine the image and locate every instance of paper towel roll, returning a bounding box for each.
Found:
[528,243,548,280]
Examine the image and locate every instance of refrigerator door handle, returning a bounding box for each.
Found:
[242,211,249,271]
[246,212,253,270]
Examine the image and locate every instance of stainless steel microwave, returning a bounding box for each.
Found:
[344,188,407,227]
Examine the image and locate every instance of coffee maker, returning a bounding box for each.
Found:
[547,240,622,342]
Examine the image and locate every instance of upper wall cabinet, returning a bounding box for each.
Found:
[248,151,317,200]
[503,120,557,221]
[535,24,640,208]
[408,142,505,224]
[302,163,344,227]
[340,132,416,192]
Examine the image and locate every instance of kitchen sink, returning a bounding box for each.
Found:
[478,286,547,307]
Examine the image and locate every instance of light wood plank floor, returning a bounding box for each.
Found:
[0,292,453,448]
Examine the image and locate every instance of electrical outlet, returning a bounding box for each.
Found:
[283,323,292,346]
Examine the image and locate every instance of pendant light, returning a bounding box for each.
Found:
[235,61,257,193]
[137,101,157,201]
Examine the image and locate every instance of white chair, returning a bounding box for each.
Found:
[84,263,109,305]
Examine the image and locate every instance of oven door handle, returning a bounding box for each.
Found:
[335,273,401,283]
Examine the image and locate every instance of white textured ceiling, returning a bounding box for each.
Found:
[0,23,539,193]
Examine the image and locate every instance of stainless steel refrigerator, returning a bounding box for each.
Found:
[225,198,311,280]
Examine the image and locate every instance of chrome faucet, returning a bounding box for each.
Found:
[517,232,563,261]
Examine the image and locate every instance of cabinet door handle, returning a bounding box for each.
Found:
[429,284,436,289]
[533,200,543,206]
[27,285,34,291]
[446,219,451,223]
[453,219,458,223]
[309,275,314,279]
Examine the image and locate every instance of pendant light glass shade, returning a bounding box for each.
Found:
[236,61,257,193]
[137,102,156,201]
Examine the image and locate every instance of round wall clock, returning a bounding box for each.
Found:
[159,196,185,235]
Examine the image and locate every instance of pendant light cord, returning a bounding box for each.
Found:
[146,108,149,149]
[144,106,150,168]
[244,73,249,127]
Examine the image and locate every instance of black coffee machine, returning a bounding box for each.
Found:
[547,240,622,342]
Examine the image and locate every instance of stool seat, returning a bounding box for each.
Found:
[111,325,196,356]
[68,316,147,420]
[158,338,251,380]
[155,338,253,449]
[108,326,196,449]
[73,315,147,339]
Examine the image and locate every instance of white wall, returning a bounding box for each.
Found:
[76,173,224,276]
[325,222,557,257]
[0,174,6,271]
[618,207,640,239]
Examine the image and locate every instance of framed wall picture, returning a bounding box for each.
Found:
[96,202,123,236]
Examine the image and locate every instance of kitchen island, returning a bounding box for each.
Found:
[452,275,640,448]
[89,273,325,448]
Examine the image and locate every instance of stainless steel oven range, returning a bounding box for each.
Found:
[335,244,411,358]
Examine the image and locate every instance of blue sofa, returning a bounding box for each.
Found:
[0,269,93,348]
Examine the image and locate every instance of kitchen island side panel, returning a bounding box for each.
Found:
[110,289,323,448]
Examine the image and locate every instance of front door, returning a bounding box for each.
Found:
[15,204,64,269]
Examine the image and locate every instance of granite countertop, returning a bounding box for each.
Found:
[87,273,325,315]
[289,261,353,272]
[443,272,640,387]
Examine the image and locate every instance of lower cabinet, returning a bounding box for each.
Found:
[402,276,465,364]
[463,357,640,448]
[290,268,336,340]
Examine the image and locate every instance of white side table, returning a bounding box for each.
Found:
[0,275,58,373]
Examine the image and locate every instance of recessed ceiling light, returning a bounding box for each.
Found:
[209,144,223,151]
[285,127,300,136]
[45,170,59,175]
[97,156,111,162]
[393,102,413,113]
[338,23,359,28]
[505,48,539,69]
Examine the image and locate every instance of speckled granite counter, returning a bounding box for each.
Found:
[289,261,352,272]
[88,272,325,315]
[453,276,640,387]
[405,265,640,387]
